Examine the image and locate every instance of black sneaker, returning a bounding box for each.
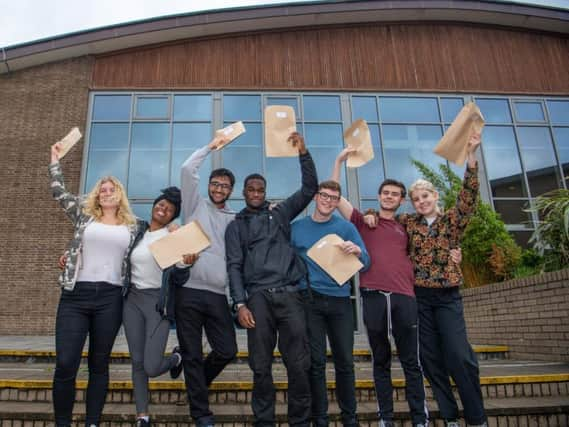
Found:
[135,418,150,427]
[170,346,183,379]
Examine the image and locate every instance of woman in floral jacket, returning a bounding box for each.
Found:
[400,132,487,427]
[49,141,138,427]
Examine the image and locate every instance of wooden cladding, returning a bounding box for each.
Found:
[92,23,569,94]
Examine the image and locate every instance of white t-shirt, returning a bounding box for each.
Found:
[130,227,169,289]
[77,221,130,285]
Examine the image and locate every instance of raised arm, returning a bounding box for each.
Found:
[180,136,227,220]
[49,142,82,224]
[277,132,318,222]
[454,132,481,231]
[331,147,357,220]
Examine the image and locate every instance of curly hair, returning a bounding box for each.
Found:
[83,176,136,225]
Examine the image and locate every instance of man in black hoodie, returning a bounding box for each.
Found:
[225,132,318,427]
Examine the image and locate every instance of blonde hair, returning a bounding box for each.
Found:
[83,176,136,225]
[409,179,442,215]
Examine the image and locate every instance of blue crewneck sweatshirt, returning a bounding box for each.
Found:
[291,215,370,297]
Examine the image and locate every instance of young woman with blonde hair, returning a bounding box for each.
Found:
[49,141,138,427]
[400,133,487,427]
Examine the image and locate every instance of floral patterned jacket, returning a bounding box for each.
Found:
[398,165,479,289]
[49,161,138,291]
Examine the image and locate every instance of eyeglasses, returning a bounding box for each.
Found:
[209,181,232,190]
[318,191,340,202]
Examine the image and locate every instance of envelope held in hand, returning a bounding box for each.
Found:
[307,234,364,286]
[343,119,374,168]
[433,102,485,166]
[149,221,211,269]
[264,105,297,157]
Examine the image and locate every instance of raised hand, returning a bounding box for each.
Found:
[288,132,307,155]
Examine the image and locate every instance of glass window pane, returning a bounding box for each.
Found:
[475,98,512,123]
[135,97,169,119]
[379,97,439,123]
[547,100,569,125]
[518,127,562,195]
[85,151,128,192]
[173,95,212,121]
[172,123,212,151]
[131,123,170,150]
[303,96,341,121]
[224,95,261,122]
[481,126,527,197]
[128,150,170,198]
[511,230,533,249]
[89,123,129,150]
[304,124,346,189]
[266,98,300,118]
[352,96,378,122]
[493,200,532,226]
[266,157,302,199]
[92,95,131,121]
[223,146,263,195]
[357,124,385,198]
[131,203,152,222]
[440,98,464,123]
[553,127,569,188]
[382,124,444,189]
[514,102,545,122]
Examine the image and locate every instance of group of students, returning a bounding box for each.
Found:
[49,130,486,427]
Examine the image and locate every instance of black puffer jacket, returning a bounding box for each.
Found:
[225,151,318,304]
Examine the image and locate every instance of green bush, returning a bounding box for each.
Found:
[526,189,569,272]
[411,159,522,286]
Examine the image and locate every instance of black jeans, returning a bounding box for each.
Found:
[53,281,123,427]
[415,286,486,425]
[174,288,237,426]
[361,290,428,425]
[304,291,357,427]
[247,287,311,427]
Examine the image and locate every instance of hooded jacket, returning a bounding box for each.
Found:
[225,151,318,304]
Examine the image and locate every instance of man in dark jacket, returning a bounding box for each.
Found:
[225,132,318,427]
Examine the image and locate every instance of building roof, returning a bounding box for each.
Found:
[2,0,569,75]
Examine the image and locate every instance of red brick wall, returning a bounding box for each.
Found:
[0,57,93,334]
[462,269,569,362]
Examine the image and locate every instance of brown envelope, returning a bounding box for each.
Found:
[307,234,364,286]
[264,105,297,157]
[343,119,374,168]
[149,221,211,269]
[214,121,246,150]
[53,127,82,159]
[433,102,485,166]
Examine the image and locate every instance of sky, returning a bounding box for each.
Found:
[1,0,568,48]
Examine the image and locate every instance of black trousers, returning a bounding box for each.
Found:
[246,287,311,427]
[361,290,428,425]
[416,286,486,425]
[174,287,238,426]
[53,281,123,427]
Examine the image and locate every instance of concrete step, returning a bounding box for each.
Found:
[0,360,567,405]
[0,345,509,364]
[0,397,568,426]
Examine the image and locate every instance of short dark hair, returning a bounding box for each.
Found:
[378,179,406,198]
[209,168,235,188]
[243,173,266,188]
[318,180,341,197]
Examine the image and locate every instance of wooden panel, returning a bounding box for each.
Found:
[92,23,569,94]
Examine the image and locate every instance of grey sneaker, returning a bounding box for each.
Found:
[379,420,394,427]
[135,419,150,427]
[446,421,460,427]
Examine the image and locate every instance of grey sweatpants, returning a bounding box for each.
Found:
[123,287,178,414]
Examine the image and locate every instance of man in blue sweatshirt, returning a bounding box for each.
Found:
[291,180,370,427]
[174,135,238,427]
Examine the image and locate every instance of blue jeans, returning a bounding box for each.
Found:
[415,286,486,425]
[53,281,123,427]
[304,290,357,427]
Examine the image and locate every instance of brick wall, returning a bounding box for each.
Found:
[462,268,569,362]
[0,57,93,334]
